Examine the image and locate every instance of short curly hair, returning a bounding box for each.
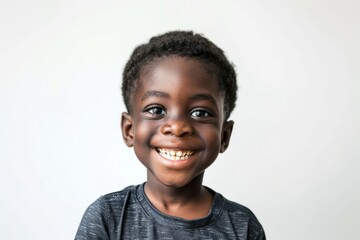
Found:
[122,30,237,120]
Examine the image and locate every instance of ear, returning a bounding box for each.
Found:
[121,112,134,147]
[220,120,234,153]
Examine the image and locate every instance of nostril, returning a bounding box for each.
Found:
[160,119,193,137]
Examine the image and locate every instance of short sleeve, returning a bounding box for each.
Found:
[75,197,110,240]
[255,228,266,240]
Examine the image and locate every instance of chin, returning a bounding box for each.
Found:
[155,172,202,189]
[158,178,191,188]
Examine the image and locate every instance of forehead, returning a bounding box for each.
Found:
[138,56,220,91]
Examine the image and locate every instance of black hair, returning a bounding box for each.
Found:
[122,30,237,120]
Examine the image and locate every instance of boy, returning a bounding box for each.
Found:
[75,31,265,239]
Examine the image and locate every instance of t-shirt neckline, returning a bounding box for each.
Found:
[135,183,224,229]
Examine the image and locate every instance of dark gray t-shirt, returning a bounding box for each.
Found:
[75,184,265,240]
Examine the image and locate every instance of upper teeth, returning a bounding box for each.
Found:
[157,149,194,160]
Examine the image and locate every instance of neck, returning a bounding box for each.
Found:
[144,172,214,219]
[145,173,204,204]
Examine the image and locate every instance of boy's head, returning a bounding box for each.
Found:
[121,31,237,187]
[122,31,237,120]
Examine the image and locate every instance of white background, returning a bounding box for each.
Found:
[1,0,359,239]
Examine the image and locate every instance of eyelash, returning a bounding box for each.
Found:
[144,105,166,116]
[190,108,213,118]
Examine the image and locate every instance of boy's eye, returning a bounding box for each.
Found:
[190,109,211,118]
[145,106,166,116]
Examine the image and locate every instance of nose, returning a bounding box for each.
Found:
[160,117,194,137]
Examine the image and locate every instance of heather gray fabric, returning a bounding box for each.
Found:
[75,184,265,240]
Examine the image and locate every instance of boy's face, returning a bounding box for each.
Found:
[121,56,233,188]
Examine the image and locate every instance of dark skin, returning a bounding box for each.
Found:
[121,56,234,219]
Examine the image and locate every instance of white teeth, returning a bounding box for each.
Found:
[157,148,194,161]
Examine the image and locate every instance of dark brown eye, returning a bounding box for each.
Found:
[190,109,210,118]
[147,107,166,115]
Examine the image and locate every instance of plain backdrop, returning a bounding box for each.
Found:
[1,0,359,239]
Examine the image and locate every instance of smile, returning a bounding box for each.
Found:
[156,148,195,161]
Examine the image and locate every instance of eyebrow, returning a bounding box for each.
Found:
[141,90,170,102]
[190,94,217,105]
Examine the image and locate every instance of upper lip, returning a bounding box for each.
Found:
[151,138,200,153]
[152,143,198,152]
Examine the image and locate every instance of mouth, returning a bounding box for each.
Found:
[156,148,195,161]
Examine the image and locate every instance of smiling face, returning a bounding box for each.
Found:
[121,56,234,188]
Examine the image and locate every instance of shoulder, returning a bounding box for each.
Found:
[221,197,266,239]
[223,198,259,221]
[75,185,137,239]
[100,185,136,208]
[87,185,136,216]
